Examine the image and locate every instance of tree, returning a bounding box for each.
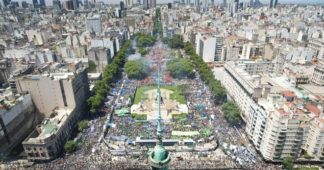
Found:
[282,157,294,170]
[78,120,89,132]
[167,58,194,79]
[168,35,184,49]
[139,48,148,55]
[64,140,77,153]
[221,101,241,124]
[125,59,151,79]
[87,60,96,73]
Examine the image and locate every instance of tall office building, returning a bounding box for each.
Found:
[2,0,11,7]
[72,0,79,10]
[194,0,199,6]
[269,0,273,8]
[137,0,140,4]
[143,0,149,9]
[185,0,190,5]
[273,0,278,8]
[120,1,124,10]
[202,0,208,12]
[223,0,227,8]
[32,0,38,7]
[150,0,156,8]
[39,0,45,6]
[84,0,88,9]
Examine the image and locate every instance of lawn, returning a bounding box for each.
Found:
[133,86,186,104]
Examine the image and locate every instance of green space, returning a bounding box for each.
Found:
[115,108,130,116]
[133,86,186,104]
[124,59,151,79]
[167,58,194,79]
[139,48,149,55]
[131,113,147,121]
[172,131,200,136]
[161,35,184,49]
[87,60,96,73]
[78,120,88,132]
[64,140,77,153]
[172,113,188,121]
[221,101,241,124]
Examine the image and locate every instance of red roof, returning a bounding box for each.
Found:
[281,91,296,98]
[305,105,320,116]
[277,109,288,114]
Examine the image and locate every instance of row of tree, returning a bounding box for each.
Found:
[221,101,241,124]
[183,42,227,104]
[87,40,131,114]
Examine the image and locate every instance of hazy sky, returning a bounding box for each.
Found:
[13,0,324,6]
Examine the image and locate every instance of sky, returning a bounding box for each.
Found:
[12,0,324,6]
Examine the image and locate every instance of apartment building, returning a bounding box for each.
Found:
[14,62,89,118]
[199,35,216,63]
[20,63,90,161]
[312,65,324,86]
[0,94,36,156]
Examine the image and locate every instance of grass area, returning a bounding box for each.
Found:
[131,113,147,120]
[133,86,186,104]
[172,113,188,121]
[294,168,319,170]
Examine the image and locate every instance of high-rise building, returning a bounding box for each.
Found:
[39,0,45,6]
[21,1,28,8]
[84,0,88,9]
[214,35,224,61]
[194,0,199,6]
[32,0,38,7]
[120,1,124,10]
[269,0,273,8]
[2,0,10,7]
[53,0,61,9]
[185,0,190,5]
[199,36,216,63]
[168,2,172,9]
[62,0,74,10]
[143,0,149,9]
[150,0,156,8]
[202,0,208,12]
[86,16,102,33]
[223,0,227,8]
[137,0,140,4]
[273,0,278,8]
[72,0,79,10]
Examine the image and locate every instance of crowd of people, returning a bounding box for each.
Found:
[7,41,282,169]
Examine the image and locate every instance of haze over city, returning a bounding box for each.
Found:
[0,0,324,169]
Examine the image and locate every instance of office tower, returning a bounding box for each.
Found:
[72,0,79,10]
[214,35,224,61]
[273,0,278,8]
[123,0,128,8]
[62,0,74,10]
[53,0,61,9]
[39,0,45,6]
[128,0,133,8]
[211,0,214,6]
[249,0,253,7]
[120,1,124,10]
[168,2,172,9]
[32,0,38,7]
[202,0,208,12]
[150,0,156,8]
[84,0,88,9]
[2,0,10,7]
[143,0,148,9]
[185,0,190,5]
[137,0,140,4]
[269,0,273,8]
[21,1,28,8]
[223,0,227,8]
[194,0,199,6]
[86,15,102,33]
